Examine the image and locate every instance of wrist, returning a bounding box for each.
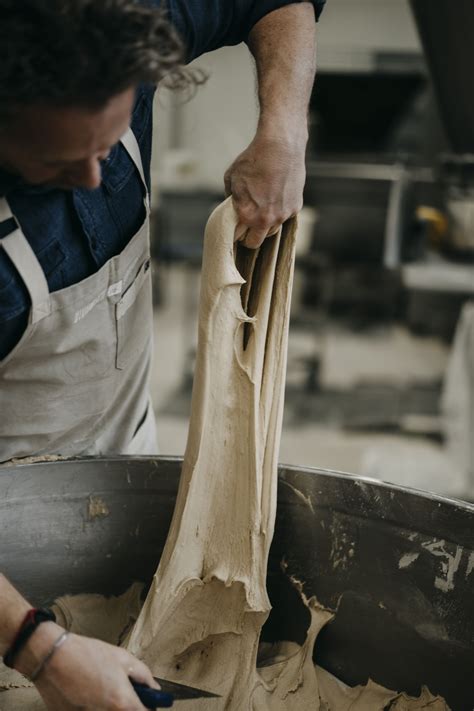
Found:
[0,575,32,655]
[14,621,65,678]
[257,113,309,151]
[0,604,31,657]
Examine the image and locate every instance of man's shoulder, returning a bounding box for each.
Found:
[138,1,327,62]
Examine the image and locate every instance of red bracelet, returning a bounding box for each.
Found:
[3,608,56,669]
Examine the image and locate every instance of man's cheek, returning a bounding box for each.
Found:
[20,164,64,186]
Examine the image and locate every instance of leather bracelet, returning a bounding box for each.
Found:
[3,608,56,669]
[30,631,69,683]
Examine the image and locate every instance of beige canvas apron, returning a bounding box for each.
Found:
[0,128,158,462]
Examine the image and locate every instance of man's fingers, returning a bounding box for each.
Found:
[125,659,159,690]
[234,223,281,249]
[234,223,248,242]
[111,686,148,711]
[266,224,280,237]
[242,227,270,249]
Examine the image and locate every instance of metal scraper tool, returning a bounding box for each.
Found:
[131,677,221,707]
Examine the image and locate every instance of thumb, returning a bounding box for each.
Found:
[126,658,160,690]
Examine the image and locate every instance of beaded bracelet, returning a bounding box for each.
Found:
[30,631,70,682]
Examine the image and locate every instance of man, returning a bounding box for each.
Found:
[0,0,324,707]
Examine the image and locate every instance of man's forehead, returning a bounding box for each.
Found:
[5,89,136,158]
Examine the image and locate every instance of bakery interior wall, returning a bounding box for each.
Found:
[148,0,474,503]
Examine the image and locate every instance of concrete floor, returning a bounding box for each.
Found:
[151,265,468,500]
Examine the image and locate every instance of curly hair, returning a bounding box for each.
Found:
[0,0,200,120]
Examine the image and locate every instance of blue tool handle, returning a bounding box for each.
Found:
[130,681,174,708]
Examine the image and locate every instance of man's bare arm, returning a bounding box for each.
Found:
[0,573,158,709]
[225,2,317,248]
[0,574,31,657]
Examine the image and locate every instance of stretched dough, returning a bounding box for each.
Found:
[127,197,304,706]
[125,199,449,710]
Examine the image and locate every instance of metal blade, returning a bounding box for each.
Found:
[154,677,221,700]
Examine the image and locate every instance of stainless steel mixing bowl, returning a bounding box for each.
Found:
[0,457,472,709]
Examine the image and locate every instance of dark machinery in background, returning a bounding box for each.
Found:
[153,4,474,341]
[303,57,436,329]
[412,0,474,155]
[302,2,474,341]
[290,2,474,435]
[152,4,474,437]
[411,0,474,255]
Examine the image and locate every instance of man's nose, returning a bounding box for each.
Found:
[70,156,103,190]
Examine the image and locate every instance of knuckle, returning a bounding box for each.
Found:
[258,207,275,225]
[276,210,290,223]
[137,662,151,678]
[253,214,272,230]
[118,650,133,665]
[236,202,254,221]
[272,205,294,223]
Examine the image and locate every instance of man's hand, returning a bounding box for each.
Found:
[225,2,316,250]
[224,132,306,249]
[1,572,157,710]
[16,621,158,711]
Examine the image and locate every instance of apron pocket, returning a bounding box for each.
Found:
[115,257,152,370]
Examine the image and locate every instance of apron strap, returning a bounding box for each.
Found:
[120,128,149,207]
[1,228,51,323]
[0,199,51,323]
[0,198,14,224]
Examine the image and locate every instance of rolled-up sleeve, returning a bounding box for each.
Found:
[160,1,326,61]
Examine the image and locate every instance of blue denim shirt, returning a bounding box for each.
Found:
[0,0,325,359]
